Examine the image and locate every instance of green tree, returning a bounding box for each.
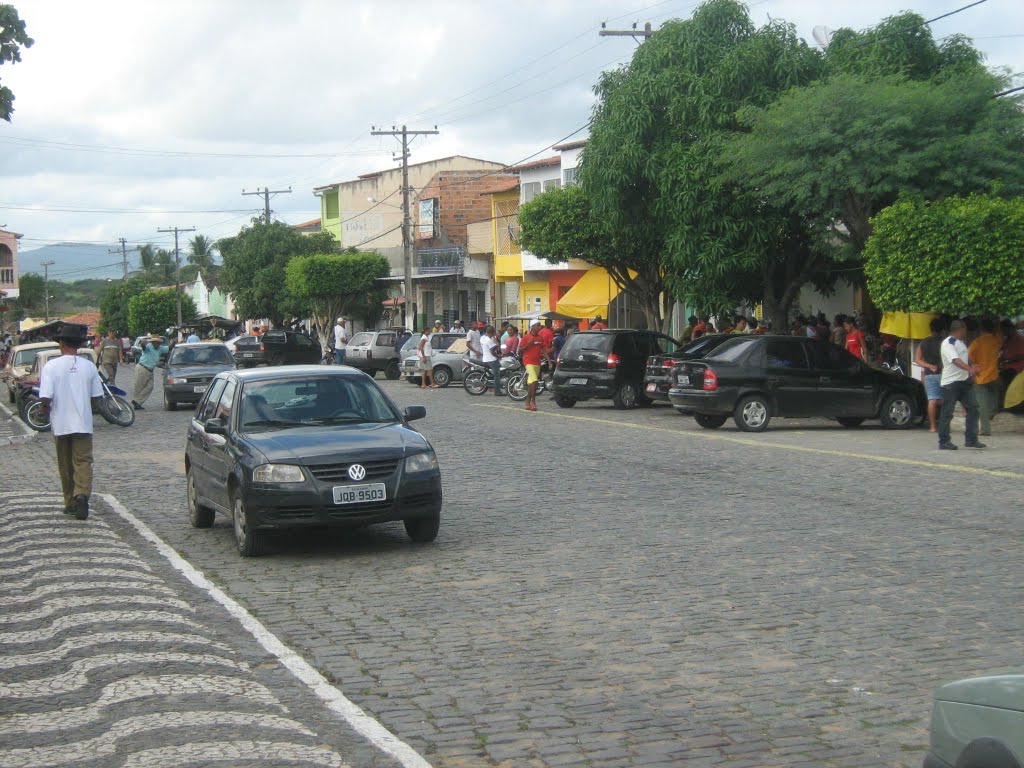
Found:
[0,4,33,122]
[284,250,390,356]
[864,195,1024,316]
[126,288,196,337]
[183,234,218,282]
[98,276,148,335]
[583,0,827,330]
[219,220,337,327]
[518,184,668,331]
[14,271,43,314]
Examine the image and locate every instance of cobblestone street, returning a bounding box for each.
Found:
[2,370,1022,767]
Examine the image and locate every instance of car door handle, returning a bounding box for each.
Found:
[819,376,832,383]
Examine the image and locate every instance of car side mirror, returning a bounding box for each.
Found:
[204,417,227,435]
[403,405,426,422]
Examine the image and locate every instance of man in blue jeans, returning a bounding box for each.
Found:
[333,318,348,365]
[938,320,985,450]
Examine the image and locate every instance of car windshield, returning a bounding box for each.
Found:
[239,376,399,430]
[13,349,45,366]
[169,345,234,366]
[349,332,374,346]
[704,337,760,363]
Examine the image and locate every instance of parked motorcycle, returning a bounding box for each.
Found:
[462,356,521,396]
[97,372,135,427]
[505,360,553,402]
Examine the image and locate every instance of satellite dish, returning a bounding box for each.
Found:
[812,25,834,49]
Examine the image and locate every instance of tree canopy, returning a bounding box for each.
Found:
[99,276,148,335]
[183,234,218,282]
[218,220,336,327]
[14,272,42,314]
[284,251,390,354]
[126,288,196,337]
[0,4,33,121]
[864,195,1024,316]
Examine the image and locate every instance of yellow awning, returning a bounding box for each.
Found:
[556,267,623,319]
[880,311,936,340]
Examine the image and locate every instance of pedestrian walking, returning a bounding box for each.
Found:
[519,319,549,411]
[333,318,348,365]
[842,317,868,361]
[418,322,439,389]
[914,318,945,433]
[131,333,168,410]
[938,320,985,451]
[538,319,555,352]
[98,329,123,382]
[480,324,501,396]
[38,323,103,520]
[968,317,1003,436]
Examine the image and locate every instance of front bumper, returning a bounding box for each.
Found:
[165,384,210,403]
[244,471,442,530]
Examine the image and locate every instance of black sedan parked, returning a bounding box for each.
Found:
[643,334,732,403]
[185,366,442,556]
[233,329,321,367]
[668,335,926,432]
[163,343,236,411]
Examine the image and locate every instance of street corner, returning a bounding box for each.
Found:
[0,491,421,768]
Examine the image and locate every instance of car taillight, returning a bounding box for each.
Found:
[607,353,620,368]
[662,360,674,369]
[703,369,718,391]
[259,342,265,352]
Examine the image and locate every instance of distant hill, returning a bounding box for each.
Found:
[19,242,128,282]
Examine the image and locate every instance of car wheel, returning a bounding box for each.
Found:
[385,360,401,380]
[553,394,577,408]
[612,381,639,409]
[232,493,265,557]
[163,393,176,411]
[880,393,914,429]
[734,394,771,432]
[837,417,865,428]
[695,414,727,429]
[187,469,214,528]
[432,366,452,388]
[404,510,440,543]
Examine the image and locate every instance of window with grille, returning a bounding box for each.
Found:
[494,199,520,255]
[521,182,541,203]
[543,178,561,192]
[563,168,578,185]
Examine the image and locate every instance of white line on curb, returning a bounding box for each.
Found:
[98,493,433,768]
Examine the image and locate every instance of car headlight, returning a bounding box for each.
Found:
[167,377,187,385]
[253,464,305,483]
[404,451,438,473]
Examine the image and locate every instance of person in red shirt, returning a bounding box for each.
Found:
[692,317,708,340]
[519,318,550,412]
[501,325,520,356]
[843,317,868,361]
[590,315,608,330]
[538,319,555,354]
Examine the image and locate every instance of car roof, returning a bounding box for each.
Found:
[174,341,226,347]
[224,365,366,382]
[12,341,60,351]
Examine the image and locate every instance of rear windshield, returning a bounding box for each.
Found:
[562,333,613,354]
[349,332,374,346]
[704,337,760,363]
[169,345,234,366]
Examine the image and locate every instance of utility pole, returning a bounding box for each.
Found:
[370,124,439,331]
[109,237,129,279]
[157,226,196,328]
[599,21,654,42]
[242,186,292,224]
[41,260,54,322]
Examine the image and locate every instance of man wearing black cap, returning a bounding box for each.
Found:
[38,323,104,520]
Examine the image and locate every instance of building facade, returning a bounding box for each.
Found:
[0,228,21,300]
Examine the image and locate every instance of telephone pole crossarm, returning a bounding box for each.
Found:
[242,186,292,223]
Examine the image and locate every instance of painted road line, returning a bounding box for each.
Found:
[100,492,434,768]
[474,403,1024,480]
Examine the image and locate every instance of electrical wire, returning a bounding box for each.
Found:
[0,204,257,215]
[852,0,989,47]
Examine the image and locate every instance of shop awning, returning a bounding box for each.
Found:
[880,311,936,340]
[556,266,623,319]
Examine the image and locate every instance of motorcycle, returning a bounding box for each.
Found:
[462,356,522,396]
[97,372,135,427]
[505,359,553,402]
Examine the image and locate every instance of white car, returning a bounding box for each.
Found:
[3,341,59,402]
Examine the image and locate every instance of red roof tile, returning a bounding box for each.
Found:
[63,311,102,329]
[477,178,520,196]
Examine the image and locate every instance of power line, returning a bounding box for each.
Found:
[242,186,291,224]
[853,0,989,47]
[0,204,257,214]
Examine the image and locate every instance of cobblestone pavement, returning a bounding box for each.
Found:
[3,367,1023,767]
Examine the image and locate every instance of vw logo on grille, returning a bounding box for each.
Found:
[347,464,367,481]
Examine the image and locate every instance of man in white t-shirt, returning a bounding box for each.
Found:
[39,323,104,520]
[480,324,502,397]
[466,323,482,362]
[417,321,439,388]
[333,318,348,365]
[938,319,984,450]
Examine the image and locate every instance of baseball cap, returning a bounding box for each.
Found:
[530,318,542,327]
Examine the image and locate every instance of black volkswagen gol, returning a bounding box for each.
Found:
[185,366,442,556]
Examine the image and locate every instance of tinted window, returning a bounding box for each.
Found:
[214,379,237,422]
[198,378,227,421]
[349,332,374,346]
[615,334,638,357]
[169,346,234,366]
[376,332,396,347]
[765,339,809,369]
[293,333,315,347]
[239,376,398,429]
[562,333,613,355]
[705,337,760,363]
[806,341,856,371]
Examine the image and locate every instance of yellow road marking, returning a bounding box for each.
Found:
[474,403,1024,480]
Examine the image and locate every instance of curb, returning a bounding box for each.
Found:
[0,398,36,445]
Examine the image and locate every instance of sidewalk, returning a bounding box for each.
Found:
[0,399,34,446]
[0,492,417,768]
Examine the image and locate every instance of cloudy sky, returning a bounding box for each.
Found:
[2,0,1021,278]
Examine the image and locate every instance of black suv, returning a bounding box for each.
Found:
[552,329,680,409]
[233,330,321,367]
[644,334,732,403]
[668,335,926,432]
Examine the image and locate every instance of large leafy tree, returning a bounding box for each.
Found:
[126,288,196,337]
[583,0,827,330]
[518,184,668,330]
[285,251,390,356]
[0,4,33,121]
[98,276,148,335]
[14,271,43,313]
[218,220,336,327]
[864,195,1024,316]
